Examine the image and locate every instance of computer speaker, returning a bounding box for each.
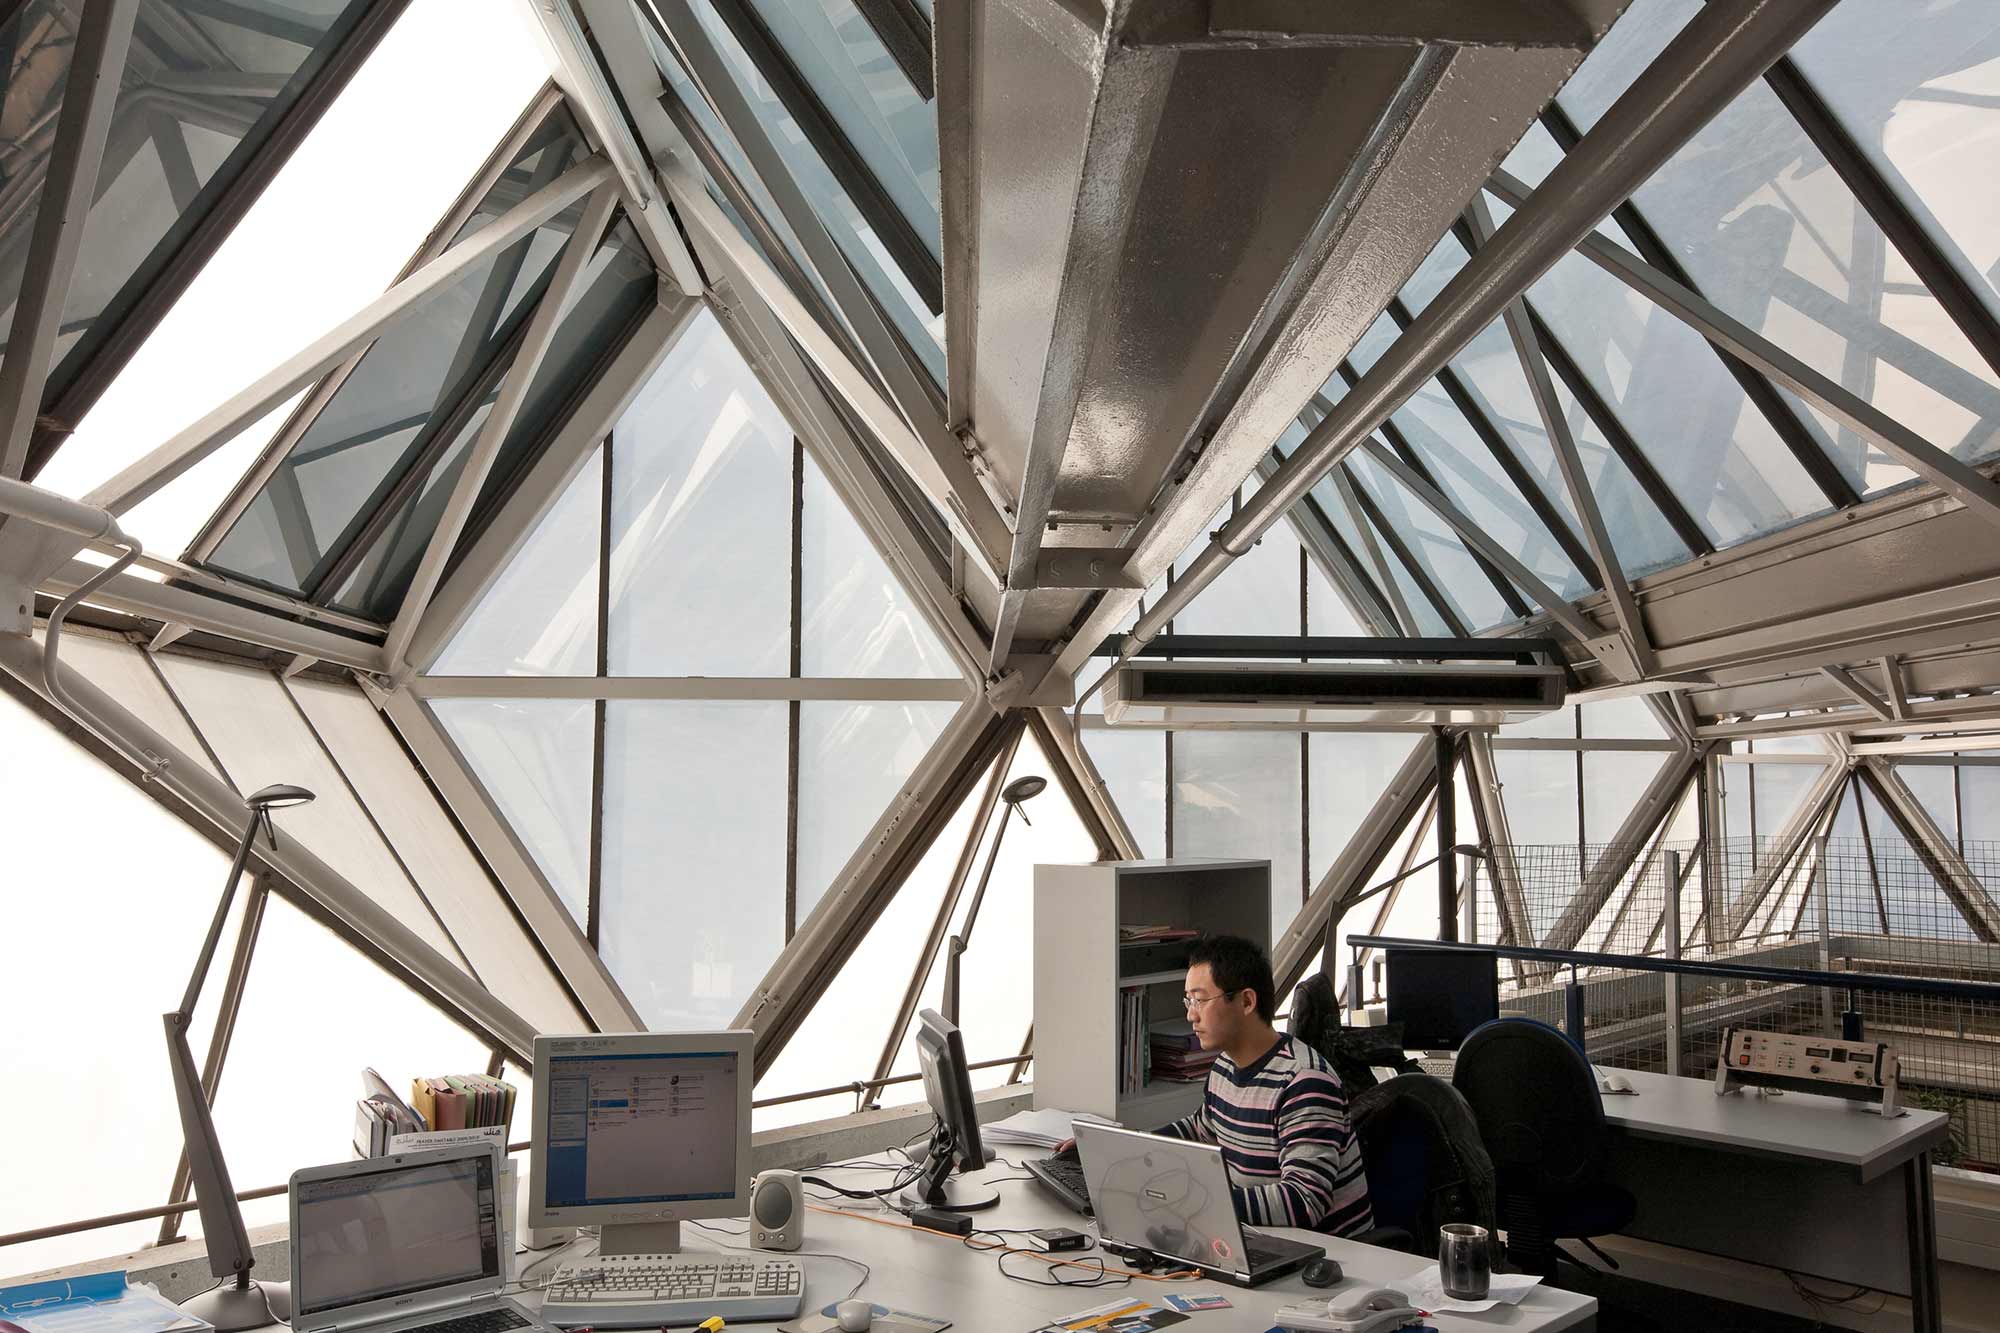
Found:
[749,1169,803,1251]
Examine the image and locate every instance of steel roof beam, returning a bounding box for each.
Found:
[1098,0,1838,682]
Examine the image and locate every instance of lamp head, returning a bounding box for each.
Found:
[1001,775,1046,826]
[247,783,315,811]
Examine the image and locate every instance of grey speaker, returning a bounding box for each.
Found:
[750,1169,803,1251]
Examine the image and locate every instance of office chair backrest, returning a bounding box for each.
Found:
[1451,1018,1609,1194]
[1289,973,1414,1096]
[1350,1074,1497,1257]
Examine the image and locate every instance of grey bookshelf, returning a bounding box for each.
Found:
[1032,858,1271,1124]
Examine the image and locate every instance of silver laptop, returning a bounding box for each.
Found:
[1073,1122,1323,1287]
[290,1145,550,1333]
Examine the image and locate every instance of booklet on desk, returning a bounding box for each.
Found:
[0,1272,210,1333]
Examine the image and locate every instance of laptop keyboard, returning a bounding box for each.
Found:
[405,1308,531,1333]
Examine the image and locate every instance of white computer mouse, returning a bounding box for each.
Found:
[1603,1074,1632,1094]
[834,1299,875,1332]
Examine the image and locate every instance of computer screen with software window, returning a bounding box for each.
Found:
[542,1050,739,1206]
[529,1029,755,1251]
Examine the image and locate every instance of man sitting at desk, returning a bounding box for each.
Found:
[1155,934,1373,1237]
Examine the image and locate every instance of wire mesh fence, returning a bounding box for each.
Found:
[1463,837,2000,1169]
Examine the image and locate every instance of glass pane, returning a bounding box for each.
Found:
[1303,532,1369,635]
[433,446,602,676]
[1305,472,1451,637]
[206,110,590,593]
[0,2,372,401]
[1173,501,1302,637]
[1964,764,2000,847]
[291,678,586,1033]
[796,700,958,924]
[1795,3,2000,330]
[609,310,794,676]
[602,701,787,1028]
[747,0,940,250]
[1348,453,1517,632]
[669,2,944,382]
[0,686,242,1274]
[432,697,594,928]
[1493,749,1579,941]
[1857,783,1979,942]
[1501,703,1578,741]
[1083,726,1166,858]
[1559,0,2000,483]
[154,655,458,958]
[1752,762,1822,841]
[1310,733,1425,888]
[1583,751,1669,843]
[334,218,656,619]
[1899,763,1961,849]
[1581,696,1669,739]
[1172,730,1303,944]
[800,450,959,677]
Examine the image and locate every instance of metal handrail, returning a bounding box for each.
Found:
[1349,934,2000,1004]
[0,1052,1036,1252]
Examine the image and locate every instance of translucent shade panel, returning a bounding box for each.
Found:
[1492,749,1579,942]
[1303,539,1369,636]
[1856,783,1979,943]
[0,1,371,401]
[800,451,959,678]
[1309,733,1427,889]
[37,628,220,779]
[1582,752,1671,844]
[154,655,459,959]
[600,701,787,1029]
[1751,762,1822,842]
[0,686,242,1275]
[1964,765,2000,847]
[214,896,495,1238]
[1173,503,1302,637]
[1172,730,1304,944]
[1794,2,2000,329]
[206,110,589,593]
[1082,726,1166,858]
[1557,0,2000,483]
[291,678,586,1033]
[1899,764,1961,850]
[432,697,594,928]
[333,219,656,620]
[608,310,793,676]
[795,700,959,924]
[433,445,602,676]
[1581,696,1669,739]
[747,0,941,251]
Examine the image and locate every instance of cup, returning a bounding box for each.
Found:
[1439,1222,1492,1301]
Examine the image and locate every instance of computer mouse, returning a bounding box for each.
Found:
[1603,1074,1632,1094]
[835,1299,875,1331]
[1301,1257,1344,1288]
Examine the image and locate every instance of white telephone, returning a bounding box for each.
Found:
[1274,1287,1423,1333]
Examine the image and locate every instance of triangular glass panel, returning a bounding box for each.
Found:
[433,446,602,676]
[800,450,960,677]
[795,700,961,922]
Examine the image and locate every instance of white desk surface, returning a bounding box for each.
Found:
[486,1152,1596,1333]
[1601,1067,1948,1179]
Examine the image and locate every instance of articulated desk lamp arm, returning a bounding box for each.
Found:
[942,776,1045,1030]
[166,784,314,1332]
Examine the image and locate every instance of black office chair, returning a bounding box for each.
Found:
[1451,1018,1635,1277]
[1288,972,1415,1097]
[1348,1073,1498,1260]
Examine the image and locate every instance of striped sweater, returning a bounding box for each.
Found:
[1156,1034,1372,1237]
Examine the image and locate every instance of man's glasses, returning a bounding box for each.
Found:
[1182,988,1242,1013]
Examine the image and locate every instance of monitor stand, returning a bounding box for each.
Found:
[895,1126,998,1212]
[600,1220,684,1256]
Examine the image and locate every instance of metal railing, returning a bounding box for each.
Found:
[0,1052,1034,1256]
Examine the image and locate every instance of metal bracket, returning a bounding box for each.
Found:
[1031,547,1139,591]
[1584,632,1643,683]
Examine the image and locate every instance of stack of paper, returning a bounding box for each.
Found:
[981,1108,1115,1149]
[354,1069,426,1158]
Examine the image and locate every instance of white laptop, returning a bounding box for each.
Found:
[290,1144,551,1333]
[1073,1121,1323,1287]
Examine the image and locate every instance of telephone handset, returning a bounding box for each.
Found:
[1274,1287,1423,1333]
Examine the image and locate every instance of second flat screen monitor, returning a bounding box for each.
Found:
[1385,948,1499,1052]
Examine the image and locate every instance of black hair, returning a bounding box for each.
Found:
[1187,934,1277,1023]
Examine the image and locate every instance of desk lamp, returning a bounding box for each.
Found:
[942,775,1044,1027]
[167,783,314,1331]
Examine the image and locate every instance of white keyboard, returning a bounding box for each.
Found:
[540,1254,804,1327]
[1417,1056,1457,1080]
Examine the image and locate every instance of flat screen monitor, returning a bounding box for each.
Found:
[529,1030,753,1255]
[1384,948,1499,1052]
[899,1009,998,1212]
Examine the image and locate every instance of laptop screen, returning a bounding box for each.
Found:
[294,1154,499,1319]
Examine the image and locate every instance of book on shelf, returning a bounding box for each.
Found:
[1149,1017,1201,1051]
[1119,925,1201,944]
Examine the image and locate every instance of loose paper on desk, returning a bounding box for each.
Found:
[0,1273,210,1333]
[778,1307,948,1333]
[1032,1299,1187,1332]
[982,1108,1117,1149]
[1393,1265,1541,1314]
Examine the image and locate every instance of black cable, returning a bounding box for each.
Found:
[962,1229,1133,1290]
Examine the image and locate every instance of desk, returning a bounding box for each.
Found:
[1597,1068,1949,1331]
[474,1152,1597,1333]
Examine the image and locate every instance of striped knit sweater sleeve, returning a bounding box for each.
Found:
[1158,1036,1371,1236]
